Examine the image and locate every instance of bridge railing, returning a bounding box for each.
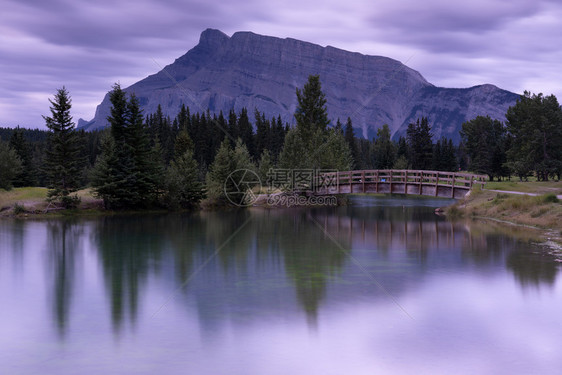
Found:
[315,170,488,190]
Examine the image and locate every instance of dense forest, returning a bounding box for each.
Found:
[1,76,561,209]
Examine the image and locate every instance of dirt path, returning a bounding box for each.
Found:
[485,189,562,199]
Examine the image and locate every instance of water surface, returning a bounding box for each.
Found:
[1,196,561,374]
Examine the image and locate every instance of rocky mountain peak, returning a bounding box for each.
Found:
[80,29,519,142]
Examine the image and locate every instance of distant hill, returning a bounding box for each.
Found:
[80,29,519,142]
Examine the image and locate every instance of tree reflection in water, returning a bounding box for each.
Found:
[39,201,560,336]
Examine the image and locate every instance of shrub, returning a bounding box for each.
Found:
[13,203,25,214]
[539,193,559,203]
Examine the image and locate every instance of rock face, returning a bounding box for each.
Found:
[81,29,519,142]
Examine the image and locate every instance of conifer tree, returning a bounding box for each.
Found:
[373,124,396,169]
[0,140,22,190]
[43,87,84,208]
[90,131,118,209]
[295,75,330,145]
[344,118,359,168]
[205,139,234,203]
[281,75,351,171]
[165,132,204,209]
[258,149,273,185]
[505,91,562,181]
[9,128,38,186]
[238,108,255,159]
[91,85,162,209]
[407,117,433,170]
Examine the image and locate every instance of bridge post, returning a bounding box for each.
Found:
[375,170,379,193]
[434,172,439,196]
[362,170,365,193]
[451,173,456,198]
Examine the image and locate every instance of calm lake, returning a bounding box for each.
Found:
[1,196,561,374]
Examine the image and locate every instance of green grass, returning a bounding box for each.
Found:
[484,180,562,194]
[0,187,48,207]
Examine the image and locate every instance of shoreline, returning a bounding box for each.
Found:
[3,187,562,252]
[444,188,562,251]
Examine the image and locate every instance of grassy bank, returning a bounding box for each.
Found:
[483,179,562,194]
[0,187,104,217]
[447,184,562,236]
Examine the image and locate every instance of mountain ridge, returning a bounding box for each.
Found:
[80,28,519,142]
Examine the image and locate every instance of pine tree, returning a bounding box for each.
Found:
[233,138,256,172]
[255,109,270,158]
[281,75,351,171]
[205,139,234,203]
[90,131,118,209]
[165,142,205,210]
[295,75,330,144]
[173,130,194,161]
[91,85,162,209]
[344,118,359,168]
[318,129,353,171]
[9,128,37,186]
[407,117,433,170]
[460,116,507,180]
[43,87,84,208]
[0,140,22,190]
[334,119,343,134]
[258,149,273,186]
[373,124,396,169]
[279,127,309,169]
[237,108,255,159]
[128,94,162,206]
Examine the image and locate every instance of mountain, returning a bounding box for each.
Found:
[80,28,519,142]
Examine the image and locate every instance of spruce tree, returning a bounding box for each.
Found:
[206,139,234,203]
[258,149,273,186]
[237,108,255,159]
[460,116,506,180]
[43,87,84,208]
[295,75,330,144]
[281,75,351,171]
[90,131,118,209]
[165,137,205,210]
[407,117,433,170]
[91,85,162,209]
[0,140,22,190]
[373,124,396,169]
[344,118,359,168]
[9,128,38,186]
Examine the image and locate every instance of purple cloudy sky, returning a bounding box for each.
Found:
[1,0,561,128]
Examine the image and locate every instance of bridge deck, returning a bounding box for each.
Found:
[312,170,487,199]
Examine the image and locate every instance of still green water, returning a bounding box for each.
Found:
[1,196,561,375]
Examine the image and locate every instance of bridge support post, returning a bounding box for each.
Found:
[362,171,365,193]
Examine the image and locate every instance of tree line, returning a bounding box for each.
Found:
[1,77,561,208]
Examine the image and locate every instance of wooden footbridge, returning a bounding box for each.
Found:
[312,170,487,199]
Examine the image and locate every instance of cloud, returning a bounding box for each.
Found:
[0,0,561,128]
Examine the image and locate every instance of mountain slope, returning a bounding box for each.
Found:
[81,29,519,142]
